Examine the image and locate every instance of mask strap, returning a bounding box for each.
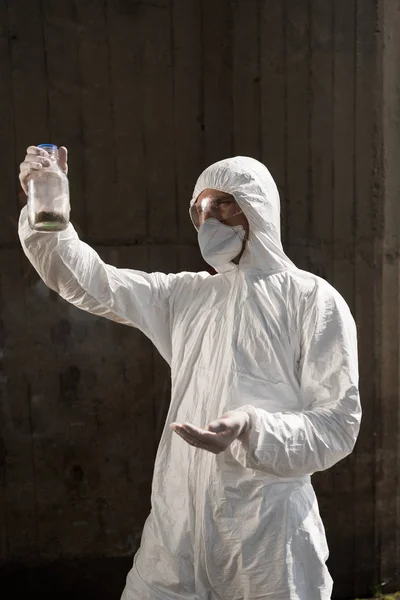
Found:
[220,209,244,223]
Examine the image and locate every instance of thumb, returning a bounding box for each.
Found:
[58,146,68,174]
[208,420,228,433]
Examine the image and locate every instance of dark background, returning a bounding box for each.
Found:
[1,0,400,598]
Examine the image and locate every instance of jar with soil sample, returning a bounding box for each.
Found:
[27,144,70,232]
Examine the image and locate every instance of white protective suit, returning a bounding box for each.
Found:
[18,156,361,600]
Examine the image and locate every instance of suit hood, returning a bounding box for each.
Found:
[190,156,295,274]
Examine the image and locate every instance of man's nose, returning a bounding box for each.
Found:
[203,205,221,222]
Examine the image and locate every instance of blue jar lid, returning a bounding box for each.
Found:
[38,144,58,150]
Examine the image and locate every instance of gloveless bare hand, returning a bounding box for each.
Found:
[19,145,68,195]
[170,410,250,455]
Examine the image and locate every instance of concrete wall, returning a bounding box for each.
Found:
[0,1,399,598]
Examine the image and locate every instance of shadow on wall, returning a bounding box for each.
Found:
[0,557,132,600]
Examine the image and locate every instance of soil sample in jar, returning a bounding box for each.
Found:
[33,211,69,231]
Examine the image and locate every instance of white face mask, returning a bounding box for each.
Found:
[198,218,247,269]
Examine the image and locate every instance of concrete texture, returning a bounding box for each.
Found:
[0,0,399,598]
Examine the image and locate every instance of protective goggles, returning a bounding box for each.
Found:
[189,195,243,230]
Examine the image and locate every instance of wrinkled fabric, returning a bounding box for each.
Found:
[18,156,361,600]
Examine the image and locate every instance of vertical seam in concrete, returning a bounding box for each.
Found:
[169,0,180,237]
[229,1,234,156]
[25,381,39,554]
[396,0,400,550]
[353,0,358,320]
[353,1,357,322]
[347,0,358,584]
[307,0,313,250]
[257,0,262,158]
[199,0,206,167]
[39,0,51,140]
[283,0,288,244]
[375,0,384,585]
[5,0,19,238]
[73,0,89,239]
[333,0,337,282]
[331,0,335,255]
[375,0,384,587]
[352,3,358,588]
[103,0,117,189]
[3,0,15,557]
[330,0,334,283]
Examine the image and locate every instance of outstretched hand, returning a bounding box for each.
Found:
[170,410,250,454]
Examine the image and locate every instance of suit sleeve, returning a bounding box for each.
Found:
[230,282,361,477]
[19,206,175,363]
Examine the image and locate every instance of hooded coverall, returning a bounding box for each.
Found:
[18,156,361,600]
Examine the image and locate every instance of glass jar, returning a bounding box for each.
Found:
[27,144,70,232]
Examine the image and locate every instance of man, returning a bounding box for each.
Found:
[19,149,361,600]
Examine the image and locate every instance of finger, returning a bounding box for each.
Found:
[23,155,51,166]
[171,423,225,451]
[172,427,220,454]
[170,422,182,431]
[172,425,202,446]
[172,424,209,447]
[171,422,209,440]
[19,160,49,194]
[58,146,68,173]
[182,423,220,443]
[26,145,49,157]
[20,161,46,176]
